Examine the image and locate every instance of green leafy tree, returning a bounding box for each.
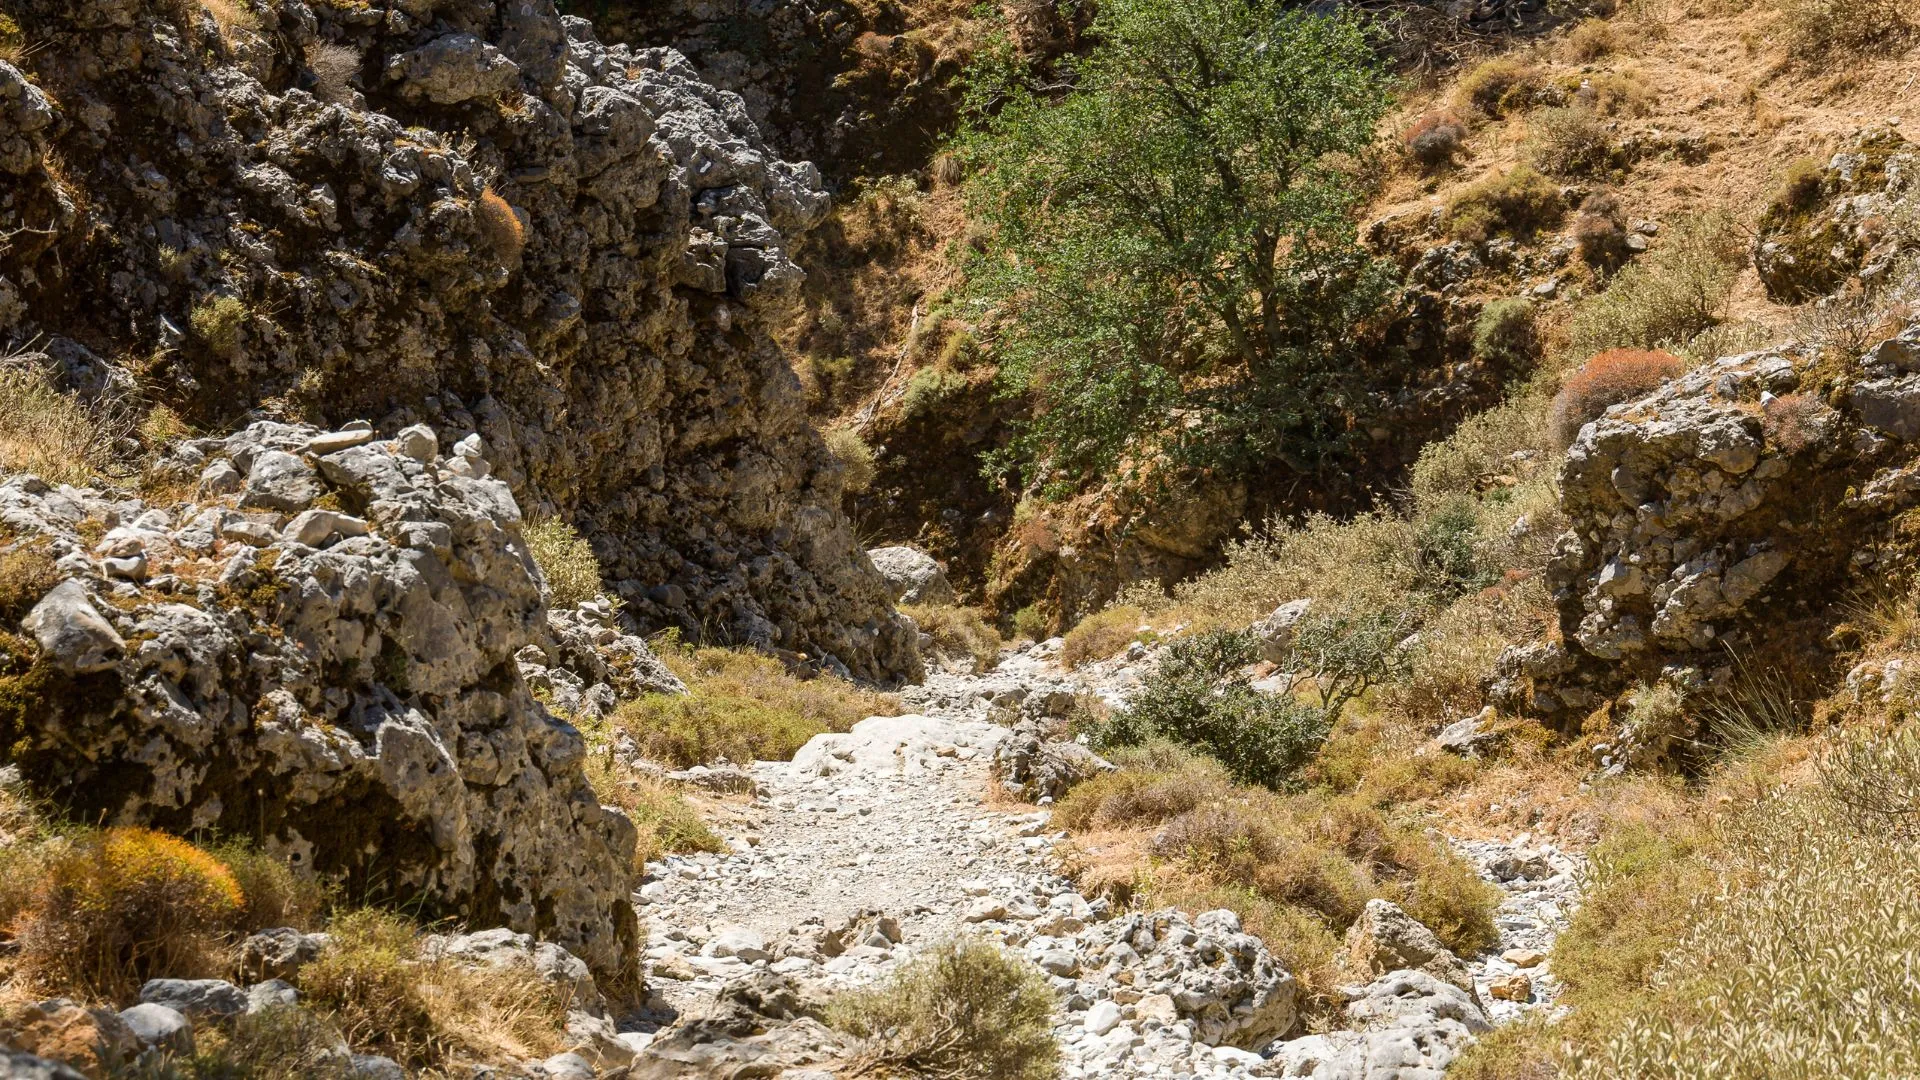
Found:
[958,0,1395,493]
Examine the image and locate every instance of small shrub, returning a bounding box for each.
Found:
[201,0,261,41]
[1457,58,1544,118]
[829,939,1060,1080]
[1403,112,1467,171]
[1573,192,1631,269]
[1566,213,1744,355]
[823,425,877,493]
[185,1005,353,1080]
[1060,605,1149,669]
[1445,166,1565,242]
[1529,106,1616,178]
[474,187,525,261]
[523,518,603,609]
[1774,0,1916,58]
[1470,297,1538,369]
[1581,71,1653,117]
[615,643,897,767]
[585,757,725,869]
[15,827,244,1000]
[1099,630,1333,788]
[1053,743,1234,831]
[902,603,1003,674]
[1549,349,1684,446]
[190,295,248,355]
[304,42,360,103]
[1012,604,1049,641]
[1564,17,1618,59]
[208,841,328,932]
[902,366,969,419]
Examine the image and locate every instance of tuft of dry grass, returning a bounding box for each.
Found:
[1549,349,1685,447]
[1059,605,1150,669]
[201,0,260,42]
[304,41,360,103]
[902,603,1003,673]
[1773,0,1916,57]
[613,641,899,767]
[829,939,1061,1080]
[300,908,572,1071]
[1563,18,1618,60]
[0,368,122,487]
[523,518,603,609]
[0,540,61,625]
[474,187,525,262]
[824,425,877,493]
[1456,57,1544,118]
[1529,105,1617,178]
[583,756,725,869]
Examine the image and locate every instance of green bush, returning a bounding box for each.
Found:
[1097,630,1332,788]
[1566,213,1743,355]
[1470,297,1539,369]
[902,366,969,419]
[1444,166,1564,242]
[1529,106,1617,178]
[958,0,1393,490]
[1456,57,1544,117]
[829,940,1060,1080]
[822,425,877,493]
[189,295,249,355]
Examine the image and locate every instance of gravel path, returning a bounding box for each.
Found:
[633,642,1585,1077]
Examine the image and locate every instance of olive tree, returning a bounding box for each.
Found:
[958,0,1395,492]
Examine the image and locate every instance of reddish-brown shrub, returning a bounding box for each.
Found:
[1404,112,1467,171]
[475,187,525,261]
[1549,349,1685,447]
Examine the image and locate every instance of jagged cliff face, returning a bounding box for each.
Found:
[0,0,919,681]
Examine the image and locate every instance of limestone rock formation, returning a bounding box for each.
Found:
[0,421,652,983]
[1753,125,1918,302]
[0,0,917,681]
[1505,318,1920,738]
[866,544,954,606]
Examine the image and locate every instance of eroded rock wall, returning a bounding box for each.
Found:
[0,0,917,681]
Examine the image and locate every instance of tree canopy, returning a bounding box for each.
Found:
[957,0,1395,495]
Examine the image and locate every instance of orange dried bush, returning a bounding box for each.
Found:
[1761,393,1832,454]
[475,187,525,261]
[14,827,245,999]
[1549,349,1685,447]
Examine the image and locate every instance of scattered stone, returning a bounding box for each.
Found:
[1084,999,1124,1035]
[139,979,248,1020]
[21,581,123,674]
[117,1004,193,1055]
[1489,974,1533,1002]
[1502,949,1547,968]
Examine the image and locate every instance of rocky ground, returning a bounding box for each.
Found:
[631,640,1586,1079]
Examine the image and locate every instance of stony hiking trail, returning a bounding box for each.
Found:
[634,642,1585,1079]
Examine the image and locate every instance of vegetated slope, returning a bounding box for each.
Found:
[0,0,918,680]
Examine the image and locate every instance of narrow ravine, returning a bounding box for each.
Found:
[635,641,1584,1078]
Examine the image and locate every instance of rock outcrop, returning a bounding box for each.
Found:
[0,0,917,681]
[1504,317,1920,742]
[0,421,651,983]
[1754,125,1918,302]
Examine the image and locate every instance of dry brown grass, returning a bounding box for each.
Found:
[614,641,899,767]
[902,603,1003,673]
[300,908,572,1071]
[824,425,878,493]
[304,42,360,104]
[1444,166,1565,242]
[1564,18,1619,61]
[583,756,725,869]
[0,541,60,626]
[201,0,260,42]
[1054,742,1498,1015]
[1059,604,1151,669]
[475,187,525,261]
[829,940,1061,1080]
[1456,57,1545,118]
[523,518,603,609]
[0,368,122,486]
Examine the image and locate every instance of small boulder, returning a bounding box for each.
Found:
[238,450,323,512]
[240,927,330,982]
[387,33,522,104]
[22,581,124,674]
[0,1051,89,1080]
[1488,973,1533,1002]
[394,424,438,462]
[138,979,248,1020]
[0,1000,139,1075]
[866,546,954,606]
[1343,899,1475,995]
[347,1054,406,1079]
[117,1004,193,1055]
[1083,999,1123,1035]
[1250,599,1312,664]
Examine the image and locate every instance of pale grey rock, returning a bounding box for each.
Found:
[118,1004,193,1055]
[1073,908,1297,1048]
[138,979,248,1020]
[0,60,54,175]
[239,451,322,512]
[867,545,954,606]
[22,580,124,673]
[0,1052,88,1080]
[387,32,522,104]
[1251,599,1314,664]
[347,1054,405,1080]
[244,980,300,1014]
[280,508,369,547]
[394,424,438,463]
[1344,900,1474,995]
[1084,999,1123,1035]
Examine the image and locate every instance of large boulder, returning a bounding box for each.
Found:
[867,545,955,606]
[1343,900,1474,995]
[0,0,917,684]
[0,422,649,985]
